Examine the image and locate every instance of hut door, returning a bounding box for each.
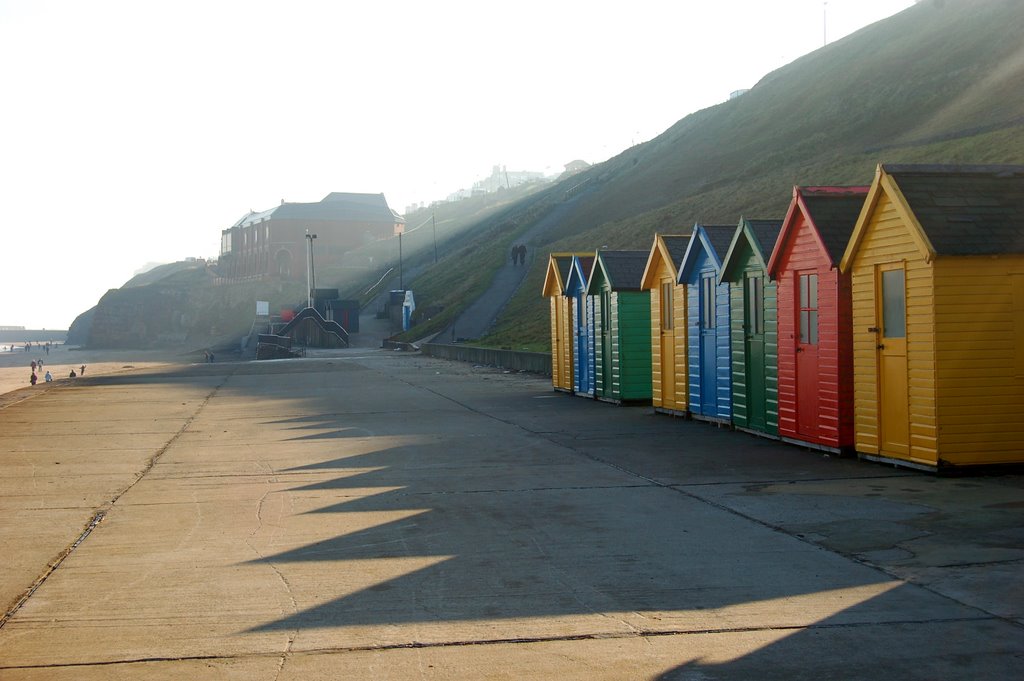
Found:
[660,281,676,409]
[876,264,909,456]
[601,289,613,396]
[699,273,717,415]
[574,292,588,393]
[557,301,573,391]
[745,272,767,430]
[795,272,820,437]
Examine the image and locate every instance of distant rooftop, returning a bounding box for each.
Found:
[231,192,402,229]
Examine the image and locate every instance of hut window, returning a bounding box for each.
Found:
[799,273,818,345]
[746,275,764,334]
[661,282,673,330]
[882,269,906,339]
[701,275,716,329]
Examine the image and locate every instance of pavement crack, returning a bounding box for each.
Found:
[0,615,997,671]
[0,371,233,630]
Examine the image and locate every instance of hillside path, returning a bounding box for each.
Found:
[440,187,596,342]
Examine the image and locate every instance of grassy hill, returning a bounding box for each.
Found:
[458,0,1024,350]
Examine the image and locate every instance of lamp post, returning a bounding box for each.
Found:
[398,230,404,290]
[305,230,317,309]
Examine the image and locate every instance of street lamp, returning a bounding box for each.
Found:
[305,231,318,309]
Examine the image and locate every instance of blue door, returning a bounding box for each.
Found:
[699,273,717,415]
[574,291,589,393]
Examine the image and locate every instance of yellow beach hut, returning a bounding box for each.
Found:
[543,253,586,392]
[839,164,1024,469]
[640,234,692,415]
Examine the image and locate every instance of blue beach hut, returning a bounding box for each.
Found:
[679,224,736,423]
[565,255,596,397]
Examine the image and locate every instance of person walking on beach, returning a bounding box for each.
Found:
[44,370,52,382]
[69,369,77,378]
[31,360,37,373]
[80,365,86,375]
[30,372,37,386]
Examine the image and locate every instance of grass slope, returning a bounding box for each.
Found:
[478,0,1024,351]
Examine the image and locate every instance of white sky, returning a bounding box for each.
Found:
[0,0,914,330]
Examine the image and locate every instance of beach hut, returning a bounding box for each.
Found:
[720,218,784,437]
[679,224,736,422]
[640,234,692,415]
[565,255,596,397]
[839,163,1024,469]
[587,250,653,404]
[766,185,869,452]
[542,253,582,393]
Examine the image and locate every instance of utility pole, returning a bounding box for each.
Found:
[305,230,317,309]
[823,2,828,46]
[398,230,404,290]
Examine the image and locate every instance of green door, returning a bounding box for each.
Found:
[745,272,767,431]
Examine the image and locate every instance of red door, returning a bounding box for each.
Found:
[795,271,819,438]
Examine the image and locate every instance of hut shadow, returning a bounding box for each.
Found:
[649,583,1022,680]
[240,445,941,636]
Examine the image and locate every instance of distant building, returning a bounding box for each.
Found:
[561,160,591,178]
[218,192,404,280]
[729,89,750,100]
[474,165,546,194]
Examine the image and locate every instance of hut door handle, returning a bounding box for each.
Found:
[877,344,885,350]
[796,347,804,353]
[867,327,880,333]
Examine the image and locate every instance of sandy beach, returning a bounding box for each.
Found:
[0,345,188,407]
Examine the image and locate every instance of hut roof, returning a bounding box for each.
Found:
[721,218,783,282]
[884,164,1024,256]
[799,188,871,263]
[679,224,735,282]
[591,250,649,293]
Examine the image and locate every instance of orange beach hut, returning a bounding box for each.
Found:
[839,164,1024,469]
[640,234,692,415]
[543,253,585,392]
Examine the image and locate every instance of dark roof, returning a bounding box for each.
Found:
[701,224,736,262]
[566,256,595,290]
[800,188,869,263]
[599,250,649,291]
[556,255,574,286]
[233,193,398,228]
[745,219,784,257]
[883,164,1024,256]
[661,235,690,269]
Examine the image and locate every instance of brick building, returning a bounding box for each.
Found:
[218,192,405,279]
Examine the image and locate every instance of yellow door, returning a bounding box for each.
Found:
[660,279,676,409]
[553,298,566,389]
[876,263,909,457]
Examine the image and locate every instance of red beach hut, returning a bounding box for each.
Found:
[766,185,869,452]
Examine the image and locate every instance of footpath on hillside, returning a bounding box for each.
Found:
[439,187,597,343]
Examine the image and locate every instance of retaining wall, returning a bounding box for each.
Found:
[420,343,551,376]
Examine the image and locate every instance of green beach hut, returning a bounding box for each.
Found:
[586,250,653,404]
[720,218,784,437]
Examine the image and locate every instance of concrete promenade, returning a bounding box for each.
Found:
[1,350,1022,679]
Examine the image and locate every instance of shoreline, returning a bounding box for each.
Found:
[0,346,190,405]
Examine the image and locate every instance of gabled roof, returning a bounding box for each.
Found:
[564,255,595,295]
[720,217,784,283]
[587,250,649,295]
[542,253,585,296]
[640,233,692,290]
[768,186,870,276]
[840,164,1024,271]
[232,192,399,229]
[678,224,735,283]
